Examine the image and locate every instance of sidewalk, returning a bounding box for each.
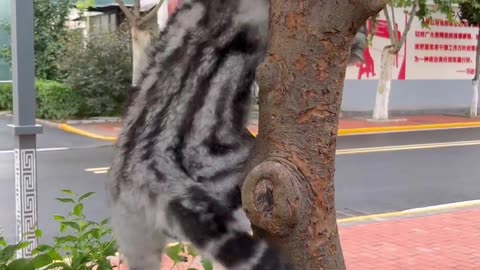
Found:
[47,114,480,142]
[340,207,480,269]
[106,206,480,269]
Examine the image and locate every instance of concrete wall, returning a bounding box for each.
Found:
[341,79,475,115]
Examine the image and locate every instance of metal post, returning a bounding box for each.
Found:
[8,0,43,258]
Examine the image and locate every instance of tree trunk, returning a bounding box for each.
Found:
[472,79,478,117]
[241,1,386,269]
[470,27,480,117]
[131,26,153,85]
[373,46,395,120]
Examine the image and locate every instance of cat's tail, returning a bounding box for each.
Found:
[166,185,293,270]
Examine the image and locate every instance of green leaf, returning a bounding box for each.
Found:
[59,224,67,233]
[100,218,109,225]
[0,245,19,262]
[32,244,53,254]
[201,258,213,270]
[78,192,95,202]
[17,242,30,250]
[165,243,184,264]
[47,250,63,261]
[6,258,34,270]
[53,215,65,222]
[34,229,43,238]
[73,203,84,217]
[0,237,6,247]
[31,254,53,268]
[61,190,76,196]
[83,228,100,239]
[44,262,72,270]
[54,235,78,245]
[56,198,75,204]
[186,244,198,257]
[102,241,119,257]
[61,221,81,231]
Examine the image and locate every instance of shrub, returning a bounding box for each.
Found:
[57,31,132,117]
[0,82,12,111]
[36,80,83,120]
[0,81,82,120]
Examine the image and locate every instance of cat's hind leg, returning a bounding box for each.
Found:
[166,185,292,270]
[111,206,167,270]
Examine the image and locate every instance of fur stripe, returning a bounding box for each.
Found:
[215,232,259,267]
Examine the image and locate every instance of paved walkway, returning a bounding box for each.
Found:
[340,208,480,269]
[106,207,480,269]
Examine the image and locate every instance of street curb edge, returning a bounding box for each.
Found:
[58,123,117,142]
[337,200,480,225]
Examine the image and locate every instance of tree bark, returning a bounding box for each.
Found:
[373,46,395,120]
[242,1,386,269]
[470,26,480,117]
[131,26,153,84]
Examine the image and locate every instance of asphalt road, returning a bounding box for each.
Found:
[1,116,480,244]
[0,116,110,151]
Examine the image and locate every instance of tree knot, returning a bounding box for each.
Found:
[242,157,304,236]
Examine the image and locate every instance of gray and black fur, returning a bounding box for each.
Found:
[106,0,293,269]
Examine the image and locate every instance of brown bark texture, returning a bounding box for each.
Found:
[241,1,386,269]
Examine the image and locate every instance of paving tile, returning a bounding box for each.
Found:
[105,208,480,269]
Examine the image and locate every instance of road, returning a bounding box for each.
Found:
[1,115,480,244]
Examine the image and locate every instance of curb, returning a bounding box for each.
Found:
[337,200,480,225]
[58,123,117,142]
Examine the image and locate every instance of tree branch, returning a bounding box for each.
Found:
[139,0,165,26]
[383,5,398,46]
[133,0,141,18]
[396,0,418,52]
[115,0,135,24]
[389,2,398,42]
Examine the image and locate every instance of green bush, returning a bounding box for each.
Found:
[0,81,81,120]
[57,31,132,117]
[36,80,82,120]
[0,83,12,111]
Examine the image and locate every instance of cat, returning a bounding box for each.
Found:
[106,0,293,269]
